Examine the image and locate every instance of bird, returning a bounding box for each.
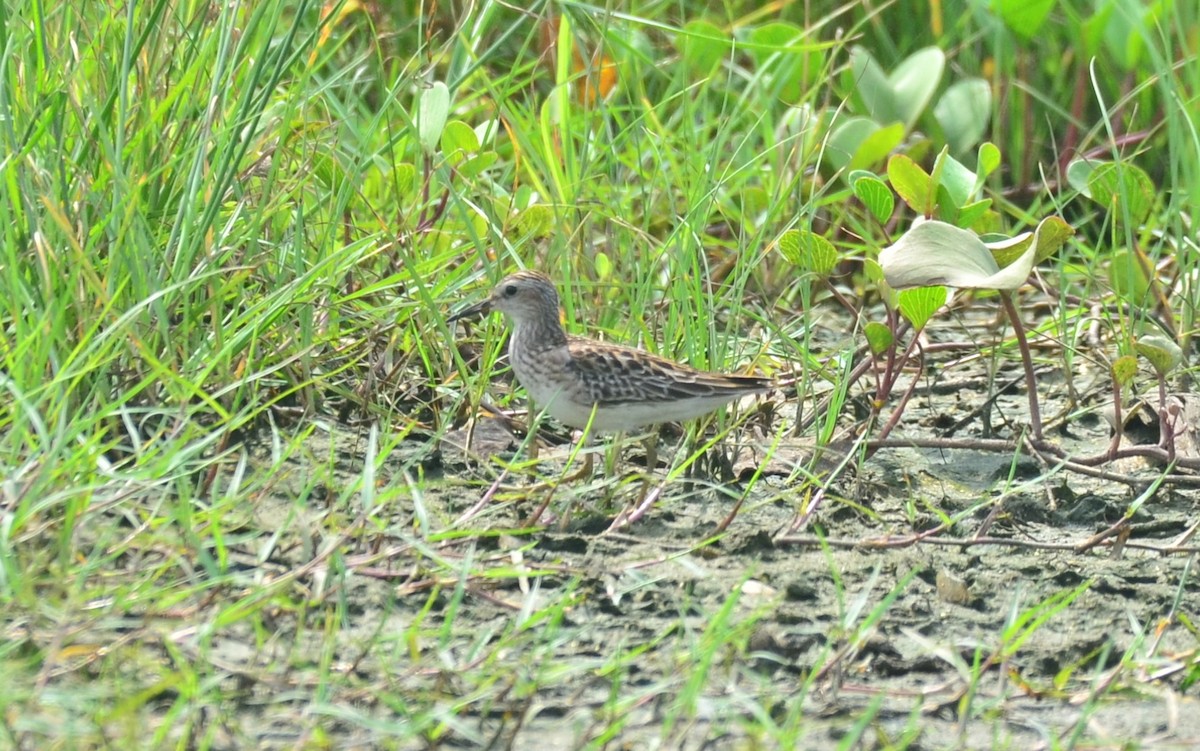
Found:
[449,269,771,477]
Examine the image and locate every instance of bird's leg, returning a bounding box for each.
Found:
[521,481,559,527]
[674,423,698,480]
[609,436,666,530]
[643,431,659,475]
[602,432,622,476]
[586,432,619,506]
[633,431,660,504]
[557,431,596,483]
[526,398,540,461]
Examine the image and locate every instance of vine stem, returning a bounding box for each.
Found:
[1001,292,1043,440]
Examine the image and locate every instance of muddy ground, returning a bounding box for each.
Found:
[211,335,1200,750]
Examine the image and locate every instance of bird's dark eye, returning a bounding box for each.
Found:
[503,284,518,297]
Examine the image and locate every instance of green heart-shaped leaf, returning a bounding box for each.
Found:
[1087,162,1155,228]
[851,173,895,223]
[1135,334,1183,376]
[778,229,838,276]
[898,285,948,331]
[441,119,479,164]
[887,153,932,214]
[864,321,895,356]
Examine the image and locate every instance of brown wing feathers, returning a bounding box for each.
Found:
[567,339,769,407]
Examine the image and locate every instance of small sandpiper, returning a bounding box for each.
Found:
[449,270,771,474]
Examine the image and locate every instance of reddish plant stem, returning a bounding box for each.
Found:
[1000,292,1043,440]
[1108,373,1124,461]
[873,342,925,444]
[1156,375,1176,462]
